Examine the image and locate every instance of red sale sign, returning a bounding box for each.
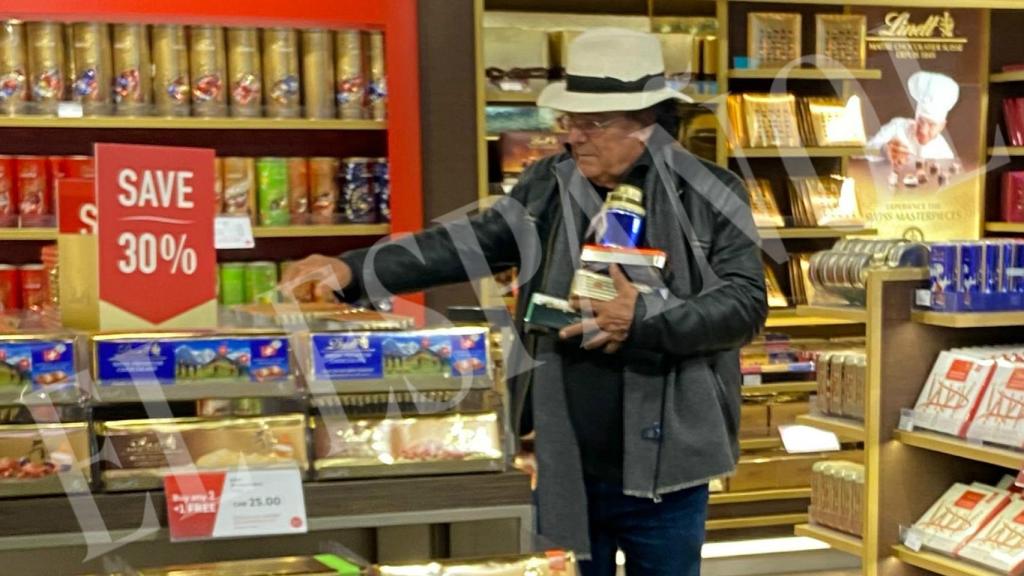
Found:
[96,143,216,328]
[165,469,307,542]
[57,178,96,235]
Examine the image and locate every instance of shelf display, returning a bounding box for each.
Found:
[747,13,801,69]
[809,460,864,537]
[0,20,385,120]
[98,414,308,491]
[0,262,54,312]
[498,131,567,177]
[808,239,929,305]
[729,450,860,493]
[371,552,578,576]
[227,302,413,331]
[728,94,866,150]
[765,265,789,308]
[815,14,866,70]
[1004,97,1024,147]
[926,240,1024,312]
[957,493,1024,574]
[815,350,866,422]
[0,333,79,403]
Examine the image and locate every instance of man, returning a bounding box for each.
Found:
[283,28,766,576]
[867,70,960,168]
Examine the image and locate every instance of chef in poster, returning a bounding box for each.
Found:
[867,70,961,168]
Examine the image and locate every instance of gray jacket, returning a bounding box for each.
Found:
[340,141,767,516]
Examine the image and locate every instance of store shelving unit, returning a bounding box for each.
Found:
[711,488,811,505]
[0,117,385,131]
[759,226,877,239]
[984,222,1024,234]
[728,146,867,159]
[794,524,863,557]
[728,68,882,81]
[0,228,58,241]
[893,546,998,576]
[796,304,868,324]
[911,309,1024,328]
[743,381,817,396]
[894,430,1024,470]
[706,513,810,531]
[765,308,857,329]
[989,70,1024,84]
[795,414,866,441]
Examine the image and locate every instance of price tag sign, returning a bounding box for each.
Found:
[165,468,307,542]
[779,424,841,454]
[743,374,762,387]
[915,289,932,308]
[214,216,255,249]
[96,143,216,329]
[57,178,97,235]
[898,409,916,432]
[903,527,923,552]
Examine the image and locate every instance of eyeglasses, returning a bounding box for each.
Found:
[556,114,624,133]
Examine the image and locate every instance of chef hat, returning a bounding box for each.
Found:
[908,71,960,123]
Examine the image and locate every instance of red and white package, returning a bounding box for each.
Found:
[913,483,1011,555]
[959,495,1024,574]
[966,360,1024,449]
[912,351,997,438]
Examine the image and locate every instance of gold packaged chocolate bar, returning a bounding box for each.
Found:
[745,178,784,228]
[371,551,577,576]
[742,93,801,148]
[98,414,307,491]
[313,412,504,479]
[801,96,866,147]
[815,14,866,70]
[0,422,91,497]
[748,13,801,68]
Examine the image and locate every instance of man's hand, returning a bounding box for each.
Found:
[886,137,912,168]
[559,264,638,354]
[279,254,354,303]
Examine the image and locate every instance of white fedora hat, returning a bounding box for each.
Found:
[537,27,693,113]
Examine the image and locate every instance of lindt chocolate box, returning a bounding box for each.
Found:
[303,327,492,394]
[313,412,504,479]
[0,422,91,497]
[91,332,295,402]
[498,131,567,176]
[0,334,79,404]
[98,414,307,491]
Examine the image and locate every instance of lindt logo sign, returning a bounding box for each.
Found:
[877,11,956,39]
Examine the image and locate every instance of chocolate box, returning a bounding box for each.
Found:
[0,422,91,497]
[0,334,79,402]
[91,331,295,401]
[313,412,504,479]
[304,327,492,394]
[98,414,307,491]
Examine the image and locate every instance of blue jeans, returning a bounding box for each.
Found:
[579,478,709,576]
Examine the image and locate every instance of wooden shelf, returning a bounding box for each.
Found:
[991,70,1024,84]
[893,545,998,576]
[911,309,1024,328]
[795,414,866,441]
[895,430,1024,470]
[0,225,390,242]
[796,305,867,324]
[486,92,716,105]
[760,226,876,239]
[252,224,391,238]
[0,117,385,131]
[794,524,864,557]
[0,228,57,241]
[733,0,1024,6]
[710,487,810,505]
[740,437,784,451]
[766,308,856,328]
[742,381,817,396]
[729,68,882,81]
[705,513,808,531]
[730,146,867,158]
[985,222,1024,234]
[989,146,1024,157]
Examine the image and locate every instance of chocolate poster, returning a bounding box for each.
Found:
[847,8,984,241]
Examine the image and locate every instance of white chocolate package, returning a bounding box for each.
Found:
[966,359,1024,448]
[959,495,1024,574]
[912,351,996,438]
[912,483,1010,555]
